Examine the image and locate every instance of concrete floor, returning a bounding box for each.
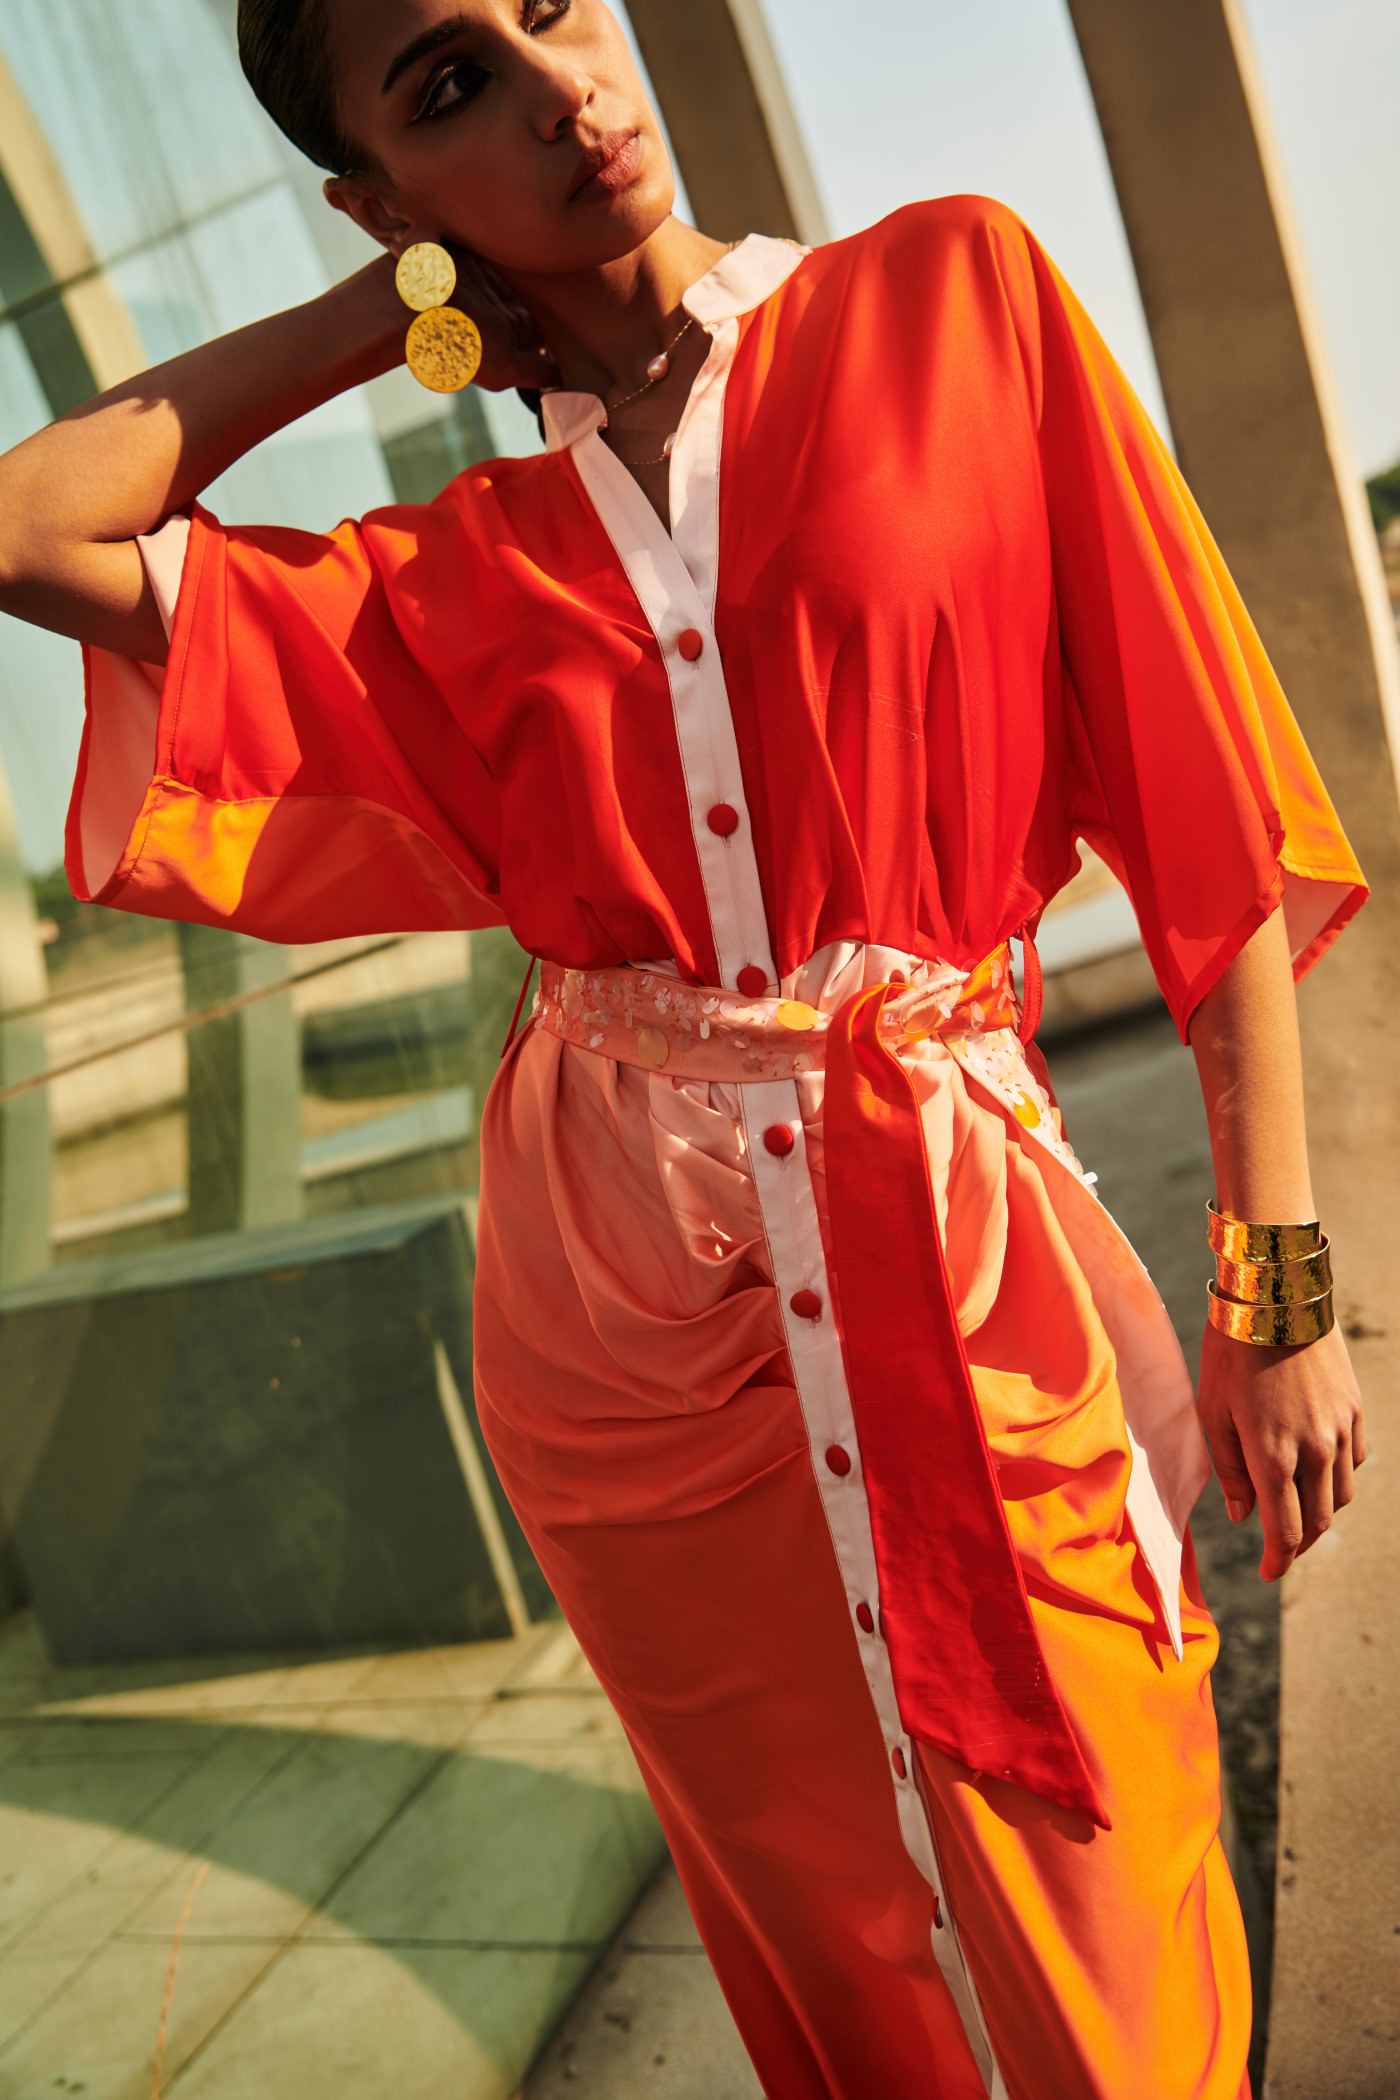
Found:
[0,1610,666,2098]
[520,1861,759,2099]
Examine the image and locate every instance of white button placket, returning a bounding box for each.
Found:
[560,246,1008,2099]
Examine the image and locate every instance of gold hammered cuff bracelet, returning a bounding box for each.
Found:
[1205,1200,1335,1346]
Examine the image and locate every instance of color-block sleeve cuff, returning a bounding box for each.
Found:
[67,513,192,900]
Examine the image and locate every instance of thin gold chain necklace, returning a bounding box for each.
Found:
[604,238,741,417]
[606,239,743,469]
[609,236,807,471]
[605,312,698,415]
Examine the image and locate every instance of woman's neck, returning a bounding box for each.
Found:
[504,215,731,404]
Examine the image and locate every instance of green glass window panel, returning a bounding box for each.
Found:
[0,0,284,272]
[382,394,498,507]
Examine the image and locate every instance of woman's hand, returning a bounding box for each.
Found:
[1196,1316,1368,1581]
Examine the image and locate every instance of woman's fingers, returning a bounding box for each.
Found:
[1207,1404,1256,1522]
[1333,1430,1355,1518]
[1295,1434,1336,1550]
[1255,1455,1304,1580]
[1202,1320,1368,1584]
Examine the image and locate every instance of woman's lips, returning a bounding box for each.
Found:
[568,130,645,203]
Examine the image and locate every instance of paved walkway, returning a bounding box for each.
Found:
[521,1860,757,2098]
[0,1610,666,2097]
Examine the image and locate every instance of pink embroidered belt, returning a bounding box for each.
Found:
[516,934,1109,1831]
[532,939,1024,1075]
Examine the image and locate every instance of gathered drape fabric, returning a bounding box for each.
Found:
[68,193,1365,2097]
[481,936,1254,2096]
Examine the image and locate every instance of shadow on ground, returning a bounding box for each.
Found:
[0,1616,664,2098]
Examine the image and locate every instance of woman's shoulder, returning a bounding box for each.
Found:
[355,444,559,557]
[812,191,1037,289]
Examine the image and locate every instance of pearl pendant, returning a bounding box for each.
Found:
[645,352,670,382]
[663,432,677,456]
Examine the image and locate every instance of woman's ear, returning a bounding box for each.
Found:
[323,174,414,255]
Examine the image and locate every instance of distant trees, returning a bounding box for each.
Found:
[29,860,165,966]
[1367,461,1400,536]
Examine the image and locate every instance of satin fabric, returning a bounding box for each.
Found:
[68,197,1365,1049]
[474,937,1251,2098]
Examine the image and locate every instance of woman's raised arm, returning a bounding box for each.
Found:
[0,254,406,665]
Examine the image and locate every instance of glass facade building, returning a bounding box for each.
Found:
[0,0,552,1292]
[0,15,683,2082]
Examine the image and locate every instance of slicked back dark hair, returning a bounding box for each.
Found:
[235,0,549,436]
[237,0,364,176]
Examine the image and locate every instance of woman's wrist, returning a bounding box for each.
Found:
[315,254,408,392]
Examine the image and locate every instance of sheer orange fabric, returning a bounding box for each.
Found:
[69,200,1364,1041]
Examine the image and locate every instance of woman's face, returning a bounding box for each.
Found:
[324,0,675,273]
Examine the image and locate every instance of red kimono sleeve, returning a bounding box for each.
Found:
[983,200,1368,1043]
[65,496,509,944]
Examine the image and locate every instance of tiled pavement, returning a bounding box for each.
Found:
[519,1861,760,2098]
[0,1608,677,2097]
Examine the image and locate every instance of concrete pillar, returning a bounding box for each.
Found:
[624,0,828,244]
[177,924,302,1236]
[1062,5,1400,2093]
[0,54,69,1302]
[0,762,49,1290]
[0,756,43,1616]
[0,55,146,405]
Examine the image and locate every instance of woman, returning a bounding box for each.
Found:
[0,2,1369,2094]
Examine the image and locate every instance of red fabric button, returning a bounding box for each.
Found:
[763,1124,795,1157]
[677,628,704,661]
[932,1895,943,1930]
[735,965,768,996]
[888,968,907,984]
[706,803,739,836]
[855,1601,875,1633]
[891,1746,907,1779]
[824,1444,851,1477]
[789,1288,822,1320]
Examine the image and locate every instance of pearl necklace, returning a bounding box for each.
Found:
[606,239,742,470]
[605,311,699,415]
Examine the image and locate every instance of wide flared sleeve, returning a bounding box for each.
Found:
[981,200,1368,1043]
[65,495,509,944]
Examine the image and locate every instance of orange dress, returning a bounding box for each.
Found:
[69,196,1366,2097]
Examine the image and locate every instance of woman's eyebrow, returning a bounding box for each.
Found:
[381,14,472,97]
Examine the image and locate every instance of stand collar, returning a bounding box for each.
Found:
[539,231,809,453]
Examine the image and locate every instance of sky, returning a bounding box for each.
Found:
[757,0,1400,478]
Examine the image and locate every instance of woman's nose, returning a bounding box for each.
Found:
[528,59,594,140]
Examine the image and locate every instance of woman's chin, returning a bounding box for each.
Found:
[575,156,674,253]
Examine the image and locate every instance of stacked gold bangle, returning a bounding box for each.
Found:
[1205,1199,1334,1345]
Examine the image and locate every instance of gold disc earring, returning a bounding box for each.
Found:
[395,240,483,393]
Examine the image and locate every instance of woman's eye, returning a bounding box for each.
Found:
[417,58,489,121]
[415,5,570,122]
